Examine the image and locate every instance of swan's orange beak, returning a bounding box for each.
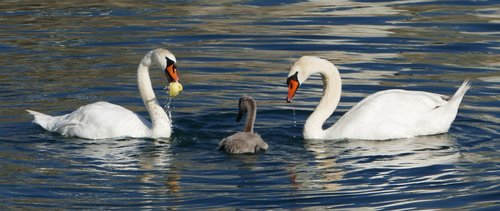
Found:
[286,76,299,103]
[165,64,180,83]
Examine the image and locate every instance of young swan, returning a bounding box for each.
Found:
[218,95,269,154]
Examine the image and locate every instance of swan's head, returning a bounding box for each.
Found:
[236,95,255,122]
[286,56,316,102]
[286,56,334,103]
[150,48,180,83]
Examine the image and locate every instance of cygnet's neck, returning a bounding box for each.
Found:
[243,99,257,133]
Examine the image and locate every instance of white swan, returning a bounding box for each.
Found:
[286,56,470,140]
[26,48,181,139]
[218,95,269,154]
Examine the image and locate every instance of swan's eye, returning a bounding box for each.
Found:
[166,57,175,68]
[287,72,299,86]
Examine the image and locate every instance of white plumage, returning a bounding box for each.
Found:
[27,48,181,139]
[286,56,470,140]
[27,102,152,139]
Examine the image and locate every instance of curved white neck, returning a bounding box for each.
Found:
[303,62,342,139]
[137,61,170,135]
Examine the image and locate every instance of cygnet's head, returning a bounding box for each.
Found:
[236,95,255,122]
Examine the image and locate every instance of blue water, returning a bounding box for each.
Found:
[1,0,499,209]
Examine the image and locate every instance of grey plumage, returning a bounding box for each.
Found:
[218,132,268,154]
[218,95,269,154]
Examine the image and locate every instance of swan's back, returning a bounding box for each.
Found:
[329,82,469,140]
[339,89,447,122]
[218,132,268,154]
[28,101,153,139]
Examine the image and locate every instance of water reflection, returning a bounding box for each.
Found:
[62,138,183,197]
[295,134,459,191]
[342,135,460,168]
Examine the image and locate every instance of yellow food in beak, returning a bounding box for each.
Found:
[168,81,183,97]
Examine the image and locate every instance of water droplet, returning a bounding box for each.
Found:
[164,98,173,121]
[292,108,297,127]
[292,108,296,139]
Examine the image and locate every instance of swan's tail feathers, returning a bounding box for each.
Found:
[26,109,54,130]
[449,78,471,106]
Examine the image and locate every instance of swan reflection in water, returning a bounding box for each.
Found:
[289,134,460,191]
[65,138,181,195]
[42,133,460,196]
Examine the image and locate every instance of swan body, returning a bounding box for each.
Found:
[286,56,470,140]
[26,102,152,139]
[218,96,269,154]
[27,48,181,139]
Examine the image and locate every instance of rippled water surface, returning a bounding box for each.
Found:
[1,0,499,209]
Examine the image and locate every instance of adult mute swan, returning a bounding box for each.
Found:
[218,95,269,154]
[286,56,470,140]
[26,48,182,139]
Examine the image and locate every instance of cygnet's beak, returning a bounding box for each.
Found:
[236,110,243,122]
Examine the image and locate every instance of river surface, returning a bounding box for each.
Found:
[0,0,499,209]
